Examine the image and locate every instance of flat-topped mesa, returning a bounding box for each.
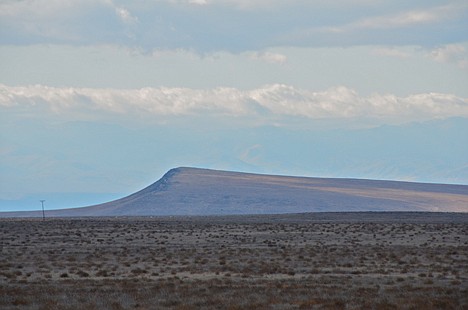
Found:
[2,167,468,217]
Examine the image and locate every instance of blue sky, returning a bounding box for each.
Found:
[1,0,467,211]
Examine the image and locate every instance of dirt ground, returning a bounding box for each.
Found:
[1,212,467,309]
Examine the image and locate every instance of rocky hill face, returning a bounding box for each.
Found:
[2,167,468,217]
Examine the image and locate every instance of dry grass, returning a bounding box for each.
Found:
[1,213,467,309]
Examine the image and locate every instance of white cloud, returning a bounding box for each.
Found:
[188,0,208,5]
[352,4,463,29]
[321,3,467,34]
[429,44,468,69]
[169,0,208,5]
[2,84,467,124]
[246,51,287,65]
[114,6,138,25]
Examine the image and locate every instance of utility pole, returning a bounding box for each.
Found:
[40,200,45,221]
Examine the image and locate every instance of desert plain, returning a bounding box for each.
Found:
[1,212,467,309]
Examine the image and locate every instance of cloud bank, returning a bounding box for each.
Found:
[2,84,467,125]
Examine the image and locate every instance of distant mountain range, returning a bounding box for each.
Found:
[2,167,467,217]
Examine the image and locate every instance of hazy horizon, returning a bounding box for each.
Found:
[1,0,467,211]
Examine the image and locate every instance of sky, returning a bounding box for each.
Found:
[1,0,468,211]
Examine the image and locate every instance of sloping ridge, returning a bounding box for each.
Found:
[2,167,468,217]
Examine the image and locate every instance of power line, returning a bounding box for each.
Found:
[40,200,45,220]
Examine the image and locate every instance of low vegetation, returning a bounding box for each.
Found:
[1,213,467,309]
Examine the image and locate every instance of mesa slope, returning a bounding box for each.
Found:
[3,167,468,217]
